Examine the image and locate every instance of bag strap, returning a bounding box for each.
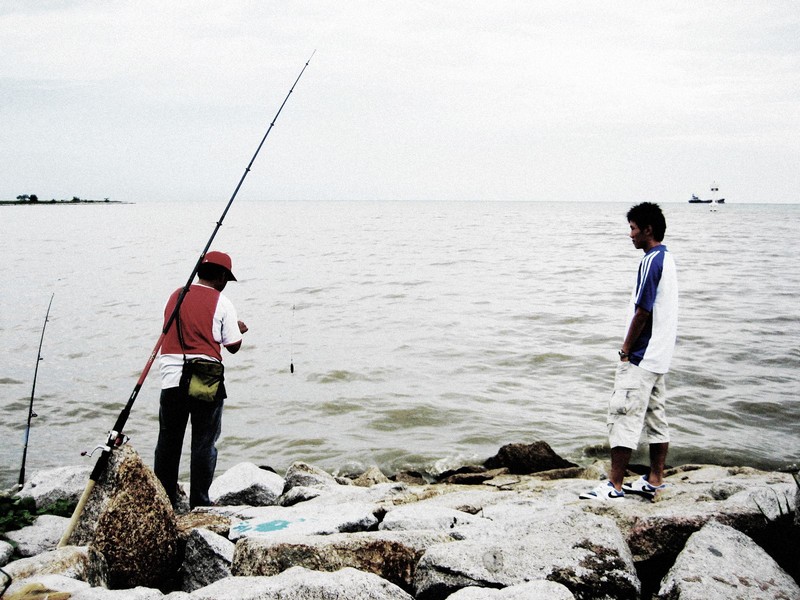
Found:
[176,308,188,363]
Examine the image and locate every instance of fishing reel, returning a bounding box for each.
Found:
[81,431,130,457]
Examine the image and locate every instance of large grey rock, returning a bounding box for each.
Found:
[353,466,392,487]
[71,584,166,599]
[0,539,13,566]
[657,520,800,599]
[379,504,487,532]
[227,501,380,540]
[414,509,639,600]
[16,464,93,509]
[282,461,339,491]
[4,573,91,598]
[209,463,285,507]
[592,466,799,563]
[447,580,576,599]
[181,528,234,592]
[484,442,578,474]
[66,444,178,589]
[187,566,413,599]
[3,514,68,557]
[2,546,90,595]
[233,530,455,592]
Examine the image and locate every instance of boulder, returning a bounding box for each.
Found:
[181,528,234,592]
[16,465,93,509]
[1,546,89,588]
[209,463,284,507]
[176,511,232,540]
[353,466,391,487]
[187,566,413,600]
[282,462,339,491]
[3,574,90,599]
[379,504,487,531]
[233,530,455,591]
[65,444,178,589]
[4,515,68,557]
[484,442,578,474]
[446,580,576,599]
[277,485,322,506]
[1,539,13,566]
[657,520,800,599]
[414,508,639,600]
[228,501,380,541]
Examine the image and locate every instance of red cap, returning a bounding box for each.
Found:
[201,251,237,281]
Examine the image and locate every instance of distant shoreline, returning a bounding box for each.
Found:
[0,199,129,206]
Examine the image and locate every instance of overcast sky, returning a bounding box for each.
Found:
[2,1,799,203]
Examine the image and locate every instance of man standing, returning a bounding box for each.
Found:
[581,202,678,501]
[154,251,248,508]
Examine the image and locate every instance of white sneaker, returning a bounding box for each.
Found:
[622,475,667,498]
[579,481,625,501]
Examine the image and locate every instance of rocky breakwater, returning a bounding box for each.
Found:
[1,441,797,600]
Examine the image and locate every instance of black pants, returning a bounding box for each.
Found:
[153,386,224,508]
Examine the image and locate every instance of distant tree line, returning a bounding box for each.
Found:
[14,194,111,203]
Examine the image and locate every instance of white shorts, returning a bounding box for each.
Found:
[607,361,670,450]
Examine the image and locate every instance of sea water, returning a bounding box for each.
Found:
[2,200,799,489]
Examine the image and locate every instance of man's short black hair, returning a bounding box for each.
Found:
[627,202,667,242]
[198,262,229,281]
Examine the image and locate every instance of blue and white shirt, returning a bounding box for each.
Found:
[626,245,678,374]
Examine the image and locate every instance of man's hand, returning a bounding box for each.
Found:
[238,320,248,334]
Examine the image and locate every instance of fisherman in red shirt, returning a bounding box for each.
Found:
[154,251,248,508]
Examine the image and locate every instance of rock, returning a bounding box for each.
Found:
[65,444,178,589]
[353,466,391,487]
[16,465,93,509]
[181,528,234,592]
[187,566,413,600]
[439,468,510,486]
[414,508,639,600]
[176,511,232,540]
[233,530,454,592]
[282,461,340,492]
[483,442,578,474]
[379,504,487,531]
[277,485,322,506]
[656,520,800,599]
[2,546,89,589]
[3,574,90,599]
[1,539,13,566]
[227,501,380,541]
[446,580,576,599]
[391,471,429,485]
[4,515,68,557]
[209,463,284,507]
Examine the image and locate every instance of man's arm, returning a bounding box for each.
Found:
[621,306,651,360]
[224,320,248,354]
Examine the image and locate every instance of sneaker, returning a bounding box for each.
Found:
[623,475,667,498]
[579,481,625,501]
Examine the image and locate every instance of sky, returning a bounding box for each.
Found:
[2,1,799,204]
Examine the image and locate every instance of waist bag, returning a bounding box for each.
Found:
[180,358,225,402]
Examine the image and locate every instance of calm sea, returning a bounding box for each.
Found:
[2,200,799,489]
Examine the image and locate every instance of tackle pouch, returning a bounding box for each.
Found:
[180,358,225,402]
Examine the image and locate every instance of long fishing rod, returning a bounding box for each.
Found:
[18,293,54,491]
[58,51,315,547]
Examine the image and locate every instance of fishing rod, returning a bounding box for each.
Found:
[58,51,315,547]
[18,293,54,491]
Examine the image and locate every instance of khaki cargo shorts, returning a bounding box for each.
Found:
[607,361,670,450]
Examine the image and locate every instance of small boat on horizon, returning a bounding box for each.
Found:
[689,183,725,204]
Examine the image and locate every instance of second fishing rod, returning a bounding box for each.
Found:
[58,51,315,547]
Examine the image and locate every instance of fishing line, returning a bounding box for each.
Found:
[18,293,54,491]
[290,304,295,374]
[58,52,315,548]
